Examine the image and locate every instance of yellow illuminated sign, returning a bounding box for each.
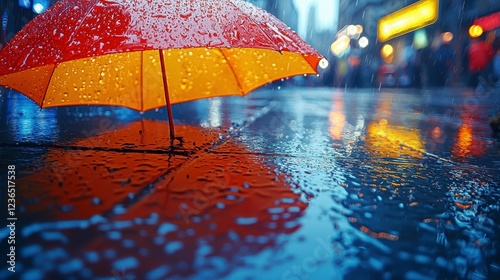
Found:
[378,0,439,42]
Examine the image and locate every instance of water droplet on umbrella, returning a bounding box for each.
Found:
[180,12,192,19]
[235,217,258,225]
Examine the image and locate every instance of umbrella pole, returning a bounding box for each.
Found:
[159,49,175,139]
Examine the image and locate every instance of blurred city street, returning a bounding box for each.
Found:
[1,86,499,279]
[2,0,500,279]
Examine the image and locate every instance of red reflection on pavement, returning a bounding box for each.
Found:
[18,120,307,279]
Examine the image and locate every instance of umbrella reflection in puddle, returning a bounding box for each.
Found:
[17,120,307,279]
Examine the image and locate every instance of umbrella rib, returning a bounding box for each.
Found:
[226,0,322,72]
[39,0,100,108]
[57,0,101,62]
[140,51,144,112]
[225,0,281,52]
[301,54,320,74]
[39,0,101,108]
[218,48,245,95]
[40,65,57,108]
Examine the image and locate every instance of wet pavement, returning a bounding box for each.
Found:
[1,86,500,280]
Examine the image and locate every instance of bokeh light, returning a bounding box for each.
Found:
[381,44,394,58]
[355,25,363,35]
[469,25,483,38]
[331,35,350,56]
[18,0,31,9]
[358,37,369,48]
[381,44,394,64]
[32,0,49,14]
[413,29,429,49]
[347,25,358,37]
[441,32,453,43]
[319,58,329,69]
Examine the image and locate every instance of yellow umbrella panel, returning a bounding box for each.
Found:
[0,48,318,111]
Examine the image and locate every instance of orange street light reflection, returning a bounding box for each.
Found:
[366,96,425,159]
[360,226,399,241]
[366,121,425,159]
[329,103,346,140]
[451,123,487,160]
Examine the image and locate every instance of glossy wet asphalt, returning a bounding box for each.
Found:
[1,86,500,280]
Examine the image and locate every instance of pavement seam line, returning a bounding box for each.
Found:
[148,99,278,196]
[0,142,190,156]
[205,100,278,151]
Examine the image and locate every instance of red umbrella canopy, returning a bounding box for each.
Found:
[2,0,320,62]
[0,0,324,111]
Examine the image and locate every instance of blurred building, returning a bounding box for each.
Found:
[247,0,299,33]
[306,4,317,42]
[248,0,339,51]
[306,3,336,59]
[250,0,340,86]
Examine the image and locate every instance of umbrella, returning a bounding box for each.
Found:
[0,0,325,139]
